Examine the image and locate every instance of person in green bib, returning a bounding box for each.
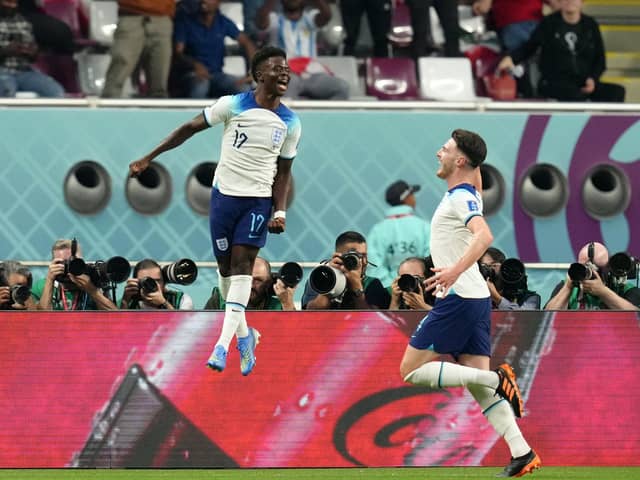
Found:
[545,241,640,310]
[120,259,194,310]
[302,231,391,310]
[32,239,118,311]
[204,257,296,311]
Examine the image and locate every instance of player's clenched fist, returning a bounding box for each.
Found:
[129,157,152,177]
[268,217,286,234]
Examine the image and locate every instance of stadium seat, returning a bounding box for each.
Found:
[365,57,419,100]
[317,55,367,98]
[223,55,248,77]
[417,56,478,101]
[88,0,118,46]
[34,52,81,94]
[219,1,244,53]
[75,51,134,96]
[464,45,501,97]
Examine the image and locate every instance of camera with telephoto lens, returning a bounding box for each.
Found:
[340,250,363,271]
[499,258,528,300]
[162,259,198,285]
[309,264,347,299]
[397,273,424,310]
[606,251,639,291]
[397,274,422,293]
[568,261,597,283]
[9,284,31,304]
[0,266,32,307]
[479,263,496,282]
[568,241,599,284]
[268,262,303,297]
[65,256,131,288]
[54,238,85,283]
[136,259,197,298]
[138,276,159,295]
[272,262,303,288]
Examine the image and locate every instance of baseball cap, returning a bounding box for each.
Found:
[385,180,421,206]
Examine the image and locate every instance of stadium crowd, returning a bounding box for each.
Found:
[0,0,626,102]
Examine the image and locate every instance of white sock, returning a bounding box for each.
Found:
[404,361,499,389]
[215,275,251,350]
[217,269,231,300]
[467,384,530,458]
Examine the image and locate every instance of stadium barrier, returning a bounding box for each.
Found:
[0,310,638,468]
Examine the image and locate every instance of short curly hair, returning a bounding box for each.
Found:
[250,45,287,82]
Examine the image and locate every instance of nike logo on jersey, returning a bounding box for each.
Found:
[237,123,248,128]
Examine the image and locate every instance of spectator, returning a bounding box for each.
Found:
[497,0,625,102]
[242,0,269,44]
[472,0,551,97]
[479,247,541,310]
[0,260,36,310]
[367,180,430,287]
[31,239,118,311]
[545,241,640,310]
[340,0,391,57]
[406,0,461,58]
[302,230,391,310]
[0,0,64,97]
[205,257,296,310]
[256,0,349,99]
[102,0,175,98]
[173,0,256,98]
[19,0,74,54]
[120,258,194,310]
[389,256,434,311]
[472,0,549,52]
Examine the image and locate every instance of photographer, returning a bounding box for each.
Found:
[32,239,118,311]
[121,259,194,310]
[389,256,435,311]
[0,260,36,310]
[302,231,390,310]
[480,248,541,310]
[545,241,640,310]
[205,257,297,311]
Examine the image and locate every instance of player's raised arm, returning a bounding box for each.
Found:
[129,113,210,177]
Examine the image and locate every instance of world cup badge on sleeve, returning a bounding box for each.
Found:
[272,127,285,149]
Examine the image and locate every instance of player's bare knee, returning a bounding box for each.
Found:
[400,362,416,383]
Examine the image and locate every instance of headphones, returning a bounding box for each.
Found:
[588,242,595,264]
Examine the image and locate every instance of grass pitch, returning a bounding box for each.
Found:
[0,468,639,480]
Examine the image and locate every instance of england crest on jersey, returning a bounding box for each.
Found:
[216,237,229,251]
[272,127,285,148]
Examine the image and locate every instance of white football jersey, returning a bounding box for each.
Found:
[265,10,319,57]
[203,92,302,197]
[430,183,490,299]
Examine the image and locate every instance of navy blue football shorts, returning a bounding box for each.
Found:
[409,294,492,359]
[209,188,272,258]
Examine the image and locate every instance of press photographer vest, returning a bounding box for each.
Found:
[331,275,378,309]
[568,283,635,310]
[126,289,183,310]
[205,287,283,311]
[48,282,95,311]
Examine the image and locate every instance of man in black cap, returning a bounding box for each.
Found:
[367,180,431,287]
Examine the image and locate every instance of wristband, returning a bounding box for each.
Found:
[273,210,286,219]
